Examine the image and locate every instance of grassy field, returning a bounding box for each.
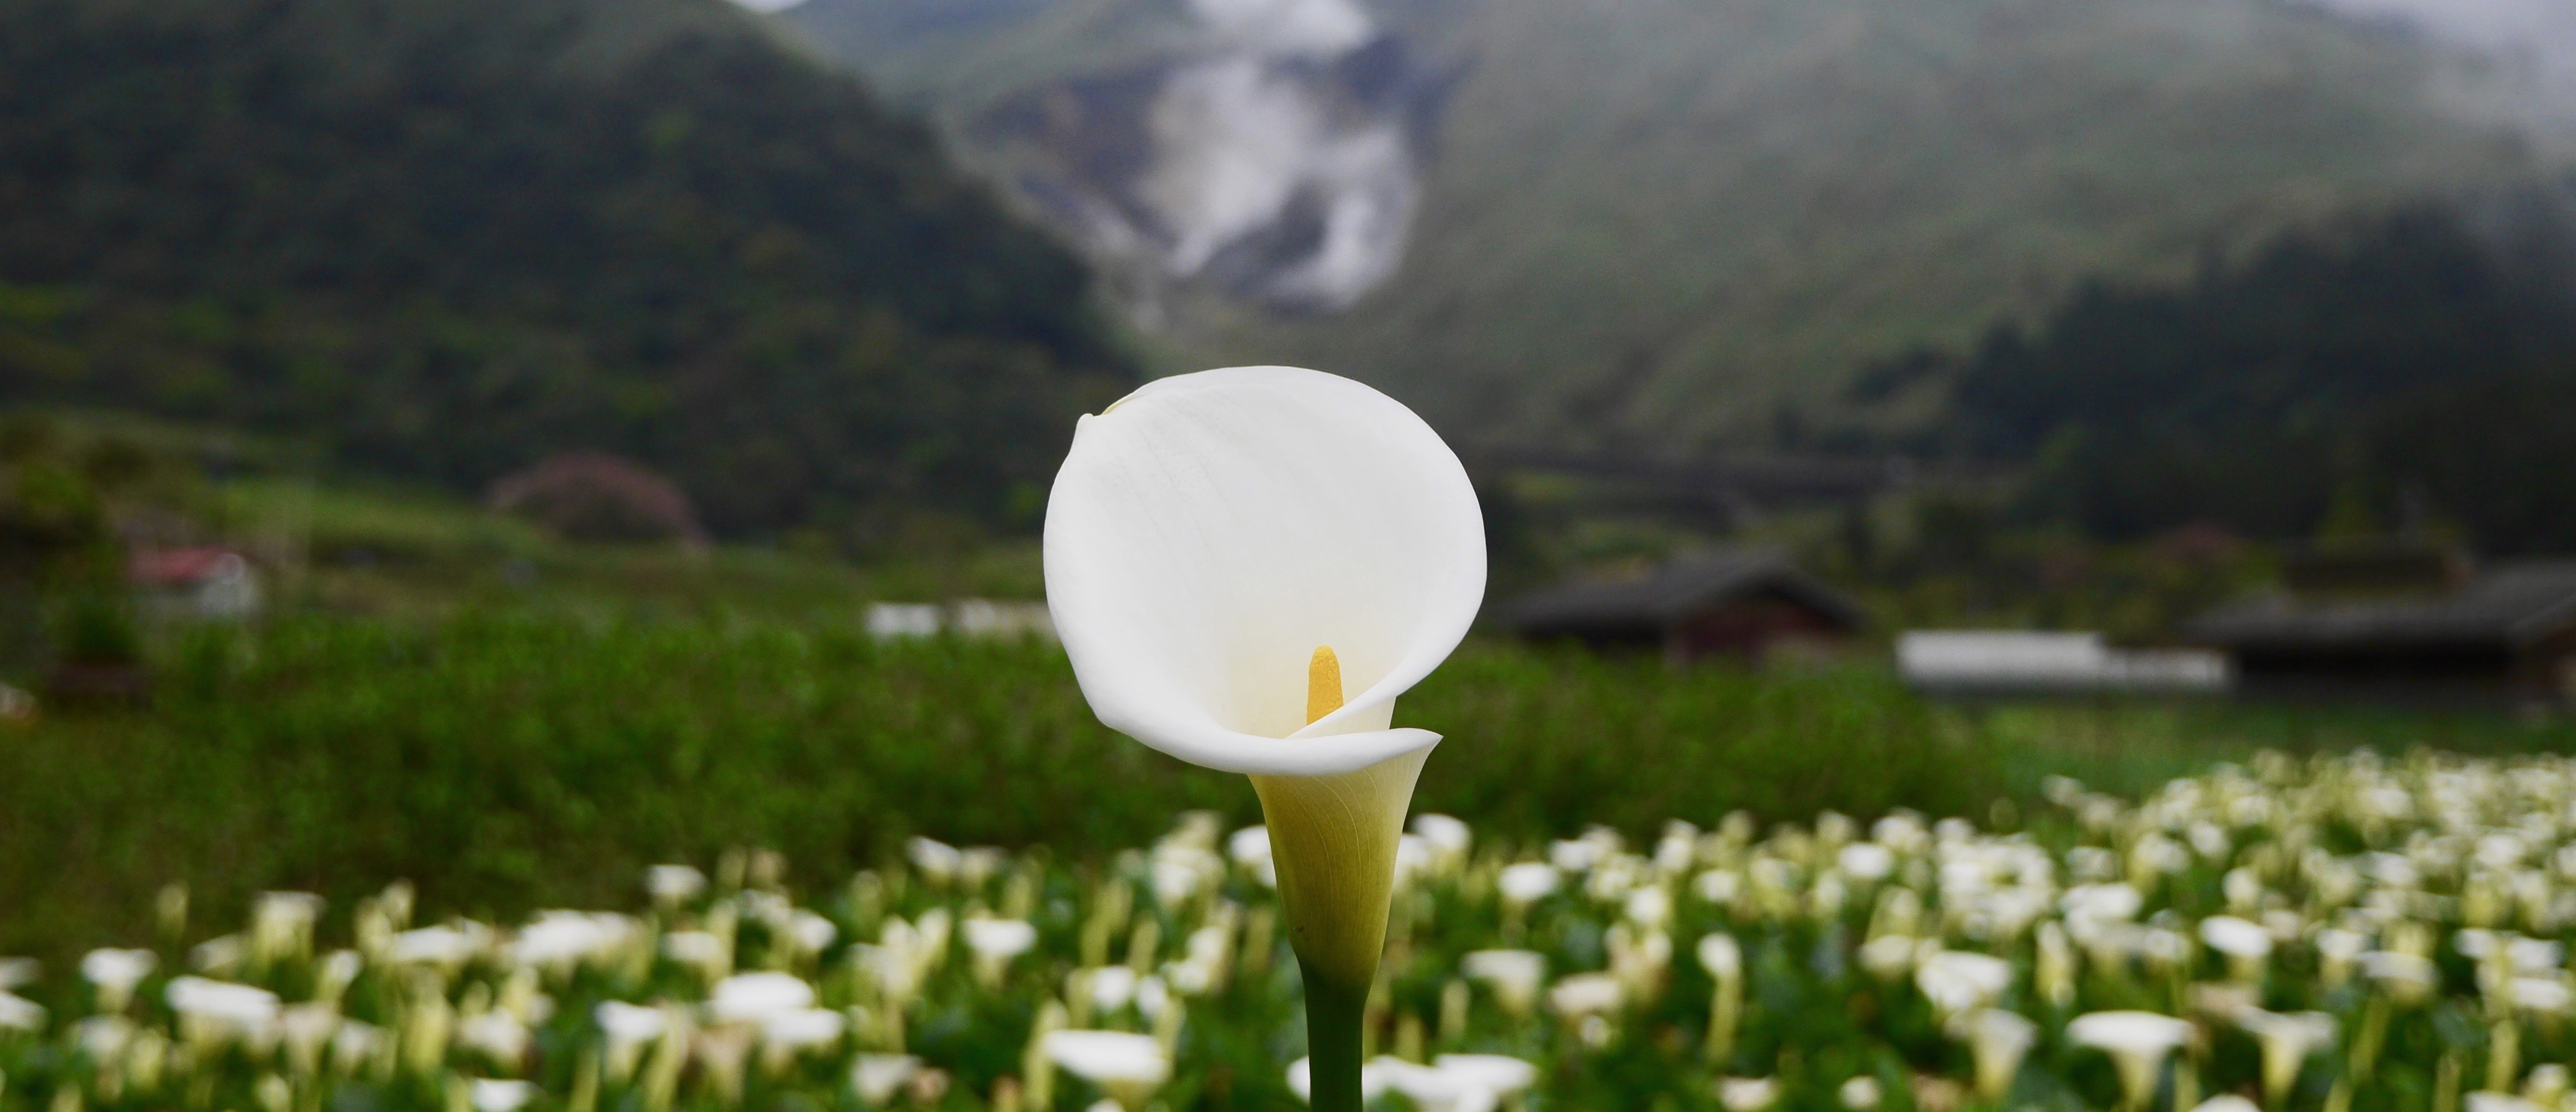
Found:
[7,607,2575,964]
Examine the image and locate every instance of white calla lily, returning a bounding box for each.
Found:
[1045,365,1484,777]
[1045,366,1485,1111]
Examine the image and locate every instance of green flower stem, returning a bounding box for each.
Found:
[1301,968,1371,1112]
[1249,749,1433,1112]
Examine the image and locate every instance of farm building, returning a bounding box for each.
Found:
[129,546,262,621]
[1896,631,2231,697]
[2184,560,2576,703]
[1497,548,1868,663]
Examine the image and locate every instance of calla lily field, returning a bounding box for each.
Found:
[7,753,2576,1112]
[9,365,2576,1112]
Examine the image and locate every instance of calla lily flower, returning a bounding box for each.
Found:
[1046,366,1485,1111]
[2232,1007,2334,1105]
[1042,1030,1171,1112]
[2068,1011,2194,1112]
[81,948,158,1012]
[1959,1007,2036,1100]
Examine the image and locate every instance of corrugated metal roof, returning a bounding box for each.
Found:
[2186,560,2576,651]
[1498,548,1869,633]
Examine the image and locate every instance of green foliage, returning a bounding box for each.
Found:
[0,0,1133,537]
[0,616,1994,959]
[1924,205,2576,551]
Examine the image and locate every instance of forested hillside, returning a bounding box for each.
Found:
[1888,196,2576,552]
[0,0,1132,540]
[789,0,2546,449]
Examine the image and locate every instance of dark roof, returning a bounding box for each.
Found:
[2185,561,2576,651]
[1498,548,1870,635]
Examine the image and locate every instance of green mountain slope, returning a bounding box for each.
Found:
[788,0,2547,449]
[0,0,1131,538]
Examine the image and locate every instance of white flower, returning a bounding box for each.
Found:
[468,1079,538,1112]
[0,958,36,991]
[1694,869,1742,905]
[78,1015,135,1060]
[1625,887,1674,929]
[387,925,485,968]
[278,1003,340,1071]
[1698,934,1744,981]
[759,1009,846,1053]
[1085,966,1140,1013]
[1461,950,1547,1017]
[785,912,839,955]
[2233,1008,2334,1104]
[1719,1076,1783,1112]
[645,865,707,905]
[1959,1008,2035,1100]
[166,977,281,1045]
[964,917,1039,986]
[1432,1054,1536,1099]
[2068,1011,2194,1110]
[457,1011,530,1063]
[1043,1030,1171,1111]
[1045,366,1484,1016]
[80,948,156,1010]
[2200,916,2274,960]
[1839,843,1897,882]
[1228,826,1273,868]
[1499,863,1562,905]
[1412,814,1474,863]
[1547,972,1625,1017]
[2360,950,2438,1002]
[907,837,964,883]
[1377,1057,1478,1112]
[1859,935,1922,980]
[332,1020,384,1071]
[2465,1095,2545,1112]
[2511,976,2574,1014]
[1915,951,2013,1018]
[0,992,45,1033]
[1043,366,1484,779]
[708,973,815,1024]
[1838,1075,1883,1110]
[2062,883,2144,924]
[596,1002,670,1080]
[2193,1097,2262,1112]
[1551,839,1607,874]
[596,1001,668,1045]
[851,1054,922,1105]
[512,912,633,972]
[662,930,727,974]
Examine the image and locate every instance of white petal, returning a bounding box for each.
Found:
[1045,366,1485,776]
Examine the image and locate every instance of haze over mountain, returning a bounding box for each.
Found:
[787,0,2568,451]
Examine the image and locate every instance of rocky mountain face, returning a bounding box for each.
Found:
[790,0,2566,449]
[797,0,1451,315]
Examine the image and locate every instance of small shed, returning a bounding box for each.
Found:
[1897,631,2231,697]
[130,547,262,620]
[2184,560,2576,703]
[1497,548,1868,663]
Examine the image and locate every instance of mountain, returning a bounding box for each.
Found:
[0,0,1133,540]
[1917,198,2576,551]
[785,0,2560,451]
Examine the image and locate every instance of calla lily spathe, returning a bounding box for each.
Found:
[1043,365,1485,779]
[1045,365,1485,1110]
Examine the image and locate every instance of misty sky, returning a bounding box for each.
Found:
[2296,0,2576,131]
